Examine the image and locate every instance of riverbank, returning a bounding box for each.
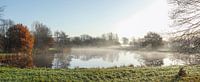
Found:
[0,65,200,82]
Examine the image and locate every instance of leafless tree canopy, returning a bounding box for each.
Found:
[169,0,200,53]
[169,0,200,38]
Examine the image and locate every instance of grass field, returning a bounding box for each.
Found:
[0,65,200,82]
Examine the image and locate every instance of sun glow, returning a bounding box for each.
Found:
[113,0,169,38]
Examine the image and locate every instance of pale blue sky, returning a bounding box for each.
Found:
[0,0,168,37]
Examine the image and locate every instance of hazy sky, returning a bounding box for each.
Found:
[0,0,170,38]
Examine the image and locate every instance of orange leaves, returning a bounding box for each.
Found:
[6,24,34,53]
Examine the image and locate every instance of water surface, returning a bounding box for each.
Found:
[33,48,200,68]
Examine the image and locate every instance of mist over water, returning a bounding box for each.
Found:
[32,48,200,68]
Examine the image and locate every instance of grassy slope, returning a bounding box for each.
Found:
[0,66,200,82]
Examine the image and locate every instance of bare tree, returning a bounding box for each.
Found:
[54,31,69,48]
[169,0,200,37]
[32,22,53,50]
[169,0,200,52]
[0,19,14,36]
[101,32,120,45]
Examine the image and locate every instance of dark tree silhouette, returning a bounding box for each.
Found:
[142,32,163,49]
[101,32,120,45]
[71,36,82,46]
[0,19,14,51]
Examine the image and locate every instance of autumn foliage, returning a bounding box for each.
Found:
[0,24,35,68]
[6,24,34,53]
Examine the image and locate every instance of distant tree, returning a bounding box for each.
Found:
[54,31,60,46]
[6,24,34,53]
[54,31,69,48]
[71,36,81,46]
[101,32,120,45]
[80,34,92,46]
[129,37,136,45]
[0,19,14,51]
[131,38,145,49]
[59,31,69,46]
[91,37,104,46]
[122,37,129,45]
[80,34,92,41]
[142,32,163,49]
[32,22,53,50]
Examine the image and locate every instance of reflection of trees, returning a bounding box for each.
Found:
[33,49,72,68]
[138,52,165,66]
[0,53,33,68]
[33,53,71,68]
[52,53,72,68]
[143,58,164,66]
[70,49,120,63]
[33,53,54,68]
[172,53,200,65]
[139,52,200,66]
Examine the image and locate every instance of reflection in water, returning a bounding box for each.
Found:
[136,52,166,66]
[163,58,184,66]
[144,59,164,66]
[52,53,72,68]
[33,48,200,68]
[0,53,33,68]
[172,53,200,65]
[33,53,54,68]
[69,51,143,68]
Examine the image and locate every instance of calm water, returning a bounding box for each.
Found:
[33,48,200,68]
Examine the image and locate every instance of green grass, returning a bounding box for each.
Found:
[0,65,200,82]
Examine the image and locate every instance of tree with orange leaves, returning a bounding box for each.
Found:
[6,24,34,53]
[5,24,34,68]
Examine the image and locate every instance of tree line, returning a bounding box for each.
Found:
[2,0,200,54]
[0,20,122,53]
[0,19,166,53]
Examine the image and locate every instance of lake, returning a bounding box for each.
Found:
[33,48,200,68]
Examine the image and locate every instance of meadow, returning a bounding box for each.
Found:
[0,65,200,82]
